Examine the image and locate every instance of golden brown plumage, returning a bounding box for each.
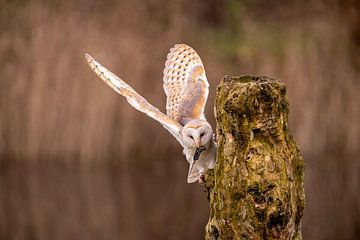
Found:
[163,44,209,125]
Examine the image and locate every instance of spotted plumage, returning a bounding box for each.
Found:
[163,44,209,125]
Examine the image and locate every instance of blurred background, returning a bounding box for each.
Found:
[1,0,359,239]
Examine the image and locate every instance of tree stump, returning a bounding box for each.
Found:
[205,76,305,240]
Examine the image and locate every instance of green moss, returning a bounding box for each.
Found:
[231,192,243,201]
[206,75,305,240]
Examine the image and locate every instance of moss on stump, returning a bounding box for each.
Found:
[205,76,305,240]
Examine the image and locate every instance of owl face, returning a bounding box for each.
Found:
[181,119,213,149]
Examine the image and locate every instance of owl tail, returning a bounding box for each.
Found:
[187,162,200,183]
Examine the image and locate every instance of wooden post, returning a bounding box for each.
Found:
[205,76,305,240]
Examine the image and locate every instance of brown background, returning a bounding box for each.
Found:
[1,0,359,239]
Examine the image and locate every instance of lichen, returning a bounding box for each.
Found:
[205,76,305,240]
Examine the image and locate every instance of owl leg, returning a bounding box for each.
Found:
[199,174,205,185]
[198,167,206,185]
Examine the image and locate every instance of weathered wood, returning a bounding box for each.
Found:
[205,75,305,240]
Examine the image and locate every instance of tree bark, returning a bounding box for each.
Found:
[205,76,305,240]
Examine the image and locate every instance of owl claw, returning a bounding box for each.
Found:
[199,174,205,185]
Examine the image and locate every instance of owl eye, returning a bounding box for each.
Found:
[188,135,194,140]
[200,132,205,138]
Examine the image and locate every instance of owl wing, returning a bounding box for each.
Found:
[85,54,183,145]
[163,44,209,125]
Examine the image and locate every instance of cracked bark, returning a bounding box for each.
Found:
[205,76,305,240]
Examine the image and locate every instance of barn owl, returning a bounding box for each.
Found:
[85,44,216,183]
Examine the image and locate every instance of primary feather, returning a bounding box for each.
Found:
[85,53,183,145]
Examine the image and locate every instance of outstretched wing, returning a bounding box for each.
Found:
[163,44,209,125]
[85,53,183,145]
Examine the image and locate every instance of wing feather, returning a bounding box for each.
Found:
[163,44,209,125]
[85,53,183,145]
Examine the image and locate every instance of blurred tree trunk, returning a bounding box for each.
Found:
[205,76,305,240]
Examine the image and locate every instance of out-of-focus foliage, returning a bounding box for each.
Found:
[0,0,359,239]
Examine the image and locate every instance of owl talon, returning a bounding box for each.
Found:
[199,174,205,185]
[194,146,206,161]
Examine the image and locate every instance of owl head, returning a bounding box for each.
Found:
[181,119,213,149]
